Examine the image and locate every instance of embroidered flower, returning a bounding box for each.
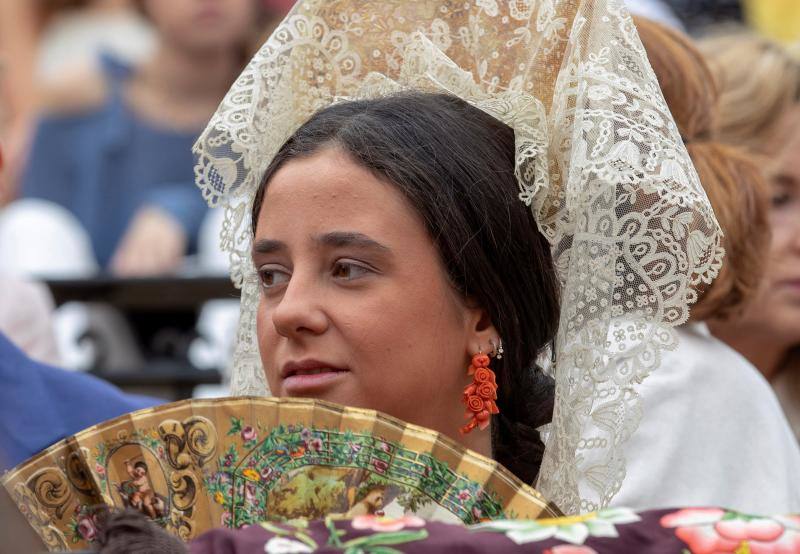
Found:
[241,426,257,442]
[214,491,226,505]
[300,428,312,441]
[245,482,257,504]
[264,536,313,554]
[641,108,663,127]
[221,511,232,527]
[587,84,612,101]
[372,459,389,474]
[351,515,425,533]
[309,438,324,452]
[260,467,274,481]
[77,516,98,541]
[661,508,800,554]
[472,508,640,545]
[242,468,261,481]
[94,463,105,476]
[544,546,598,554]
[458,489,472,502]
[475,0,499,17]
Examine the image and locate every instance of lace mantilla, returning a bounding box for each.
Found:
[193,0,724,514]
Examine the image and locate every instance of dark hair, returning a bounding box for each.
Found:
[251,92,560,484]
[134,461,148,472]
[93,509,186,554]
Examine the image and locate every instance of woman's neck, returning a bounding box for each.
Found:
[125,40,240,130]
[143,41,239,102]
[459,426,493,459]
[708,320,790,381]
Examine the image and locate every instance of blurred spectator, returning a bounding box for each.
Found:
[612,17,800,514]
[0,0,40,206]
[701,32,800,441]
[35,0,156,81]
[0,132,61,365]
[0,329,162,470]
[0,1,155,207]
[1,0,277,278]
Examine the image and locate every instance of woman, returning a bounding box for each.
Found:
[250,92,558,481]
[611,18,800,513]
[195,0,722,513]
[700,32,800,441]
[0,0,267,276]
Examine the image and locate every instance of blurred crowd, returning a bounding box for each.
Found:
[0,0,799,526]
[0,0,291,383]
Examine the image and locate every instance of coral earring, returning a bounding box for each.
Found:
[460,351,499,435]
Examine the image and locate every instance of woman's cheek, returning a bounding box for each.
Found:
[256,298,280,389]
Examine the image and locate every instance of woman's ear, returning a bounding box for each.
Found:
[464,303,499,355]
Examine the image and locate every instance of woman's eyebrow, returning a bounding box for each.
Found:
[252,238,286,255]
[315,231,390,252]
[772,173,799,189]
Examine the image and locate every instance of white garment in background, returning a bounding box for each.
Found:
[0,198,98,279]
[0,199,238,383]
[0,278,60,365]
[613,322,800,514]
[772,369,800,444]
[36,10,156,81]
[625,0,685,30]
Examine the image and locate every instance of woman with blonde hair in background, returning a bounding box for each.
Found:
[700,32,800,443]
[611,17,800,514]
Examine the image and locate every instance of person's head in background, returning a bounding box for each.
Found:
[635,17,771,324]
[698,31,800,381]
[134,0,285,62]
[105,0,289,276]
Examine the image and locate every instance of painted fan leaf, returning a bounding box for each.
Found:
[3,397,559,551]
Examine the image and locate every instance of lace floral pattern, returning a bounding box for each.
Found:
[193,0,724,513]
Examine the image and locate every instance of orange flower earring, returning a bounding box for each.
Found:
[460,339,502,435]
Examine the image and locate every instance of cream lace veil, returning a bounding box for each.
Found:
[193,0,724,514]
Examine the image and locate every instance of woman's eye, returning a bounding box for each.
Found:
[769,176,797,209]
[332,261,371,281]
[258,267,290,289]
[771,191,792,208]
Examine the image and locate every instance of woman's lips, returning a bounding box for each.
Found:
[282,370,348,395]
[280,359,349,396]
[776,279,800,293]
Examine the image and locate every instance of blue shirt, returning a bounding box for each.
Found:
[21,56,207,267]
[0,332,162,470]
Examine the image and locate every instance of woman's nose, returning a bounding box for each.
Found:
[271,272,329,339]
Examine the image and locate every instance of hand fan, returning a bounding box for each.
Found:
[2,397,560,551]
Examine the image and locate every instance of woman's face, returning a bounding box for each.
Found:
[143,0,255,54]
[731,107,800,346]
[252,147,495,441]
